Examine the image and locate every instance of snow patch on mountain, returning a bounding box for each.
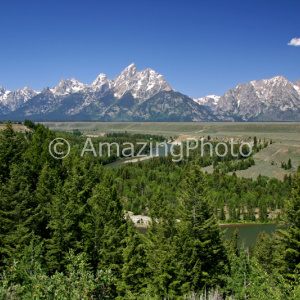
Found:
[193,95,220,109]
[50,78,87,96]
[0,87,11,103]
[113,63,173,99]
[0,86,40,111]
[0,64,175,112]
[1,66,300,122]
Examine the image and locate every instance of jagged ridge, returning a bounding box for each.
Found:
[1,65,300,121]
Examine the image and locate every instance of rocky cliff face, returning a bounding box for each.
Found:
[0,86,40,111]
[194,76,300,121]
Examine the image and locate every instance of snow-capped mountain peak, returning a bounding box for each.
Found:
[293,81,300,97]
[0,86,8,93]
[257,75,289,87]
[113,63,137,91]
[51,78,87,96]
[113,64,173,99]
[18,86,40,102]
[118,63,137,80]
[0,64,176,113]
[0,87,11,103]
[210,75,300,121]
[0,85,40,111]
[91,73,113,94]
[1,66,299,122]
[92,73,109,86]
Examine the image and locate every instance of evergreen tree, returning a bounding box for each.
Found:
[45,182,77,273]
[252,231,273,274]
[81,176,127,297]
[33,163,62,239]
[116,221,149,299]
[0,163,34,266]
[177,167,228,294]
[146,192,181,298]
[220,206,226,221]
[288,158,292,170]
[276,168,300,279]
[224,245,252,299]
[225,229,239,260]
[253,136,257,148]
[259,203,268,222]
[0,122,27,184]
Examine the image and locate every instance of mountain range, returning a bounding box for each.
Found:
[1,63,300,122]
[194,76,300,121]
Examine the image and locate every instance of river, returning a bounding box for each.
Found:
[221,223,278,247]
[105,143,172,168]
[107,144,280,247]
[138,223,279,247]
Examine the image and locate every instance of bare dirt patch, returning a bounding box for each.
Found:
[0,124,31,133]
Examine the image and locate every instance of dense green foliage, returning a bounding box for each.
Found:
[0,121,299,299]
[116,155,289,221]
[282,158,293,170]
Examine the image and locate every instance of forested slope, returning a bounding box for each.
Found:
[0,122,300,299]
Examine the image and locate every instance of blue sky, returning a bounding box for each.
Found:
[0,0,299,97]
